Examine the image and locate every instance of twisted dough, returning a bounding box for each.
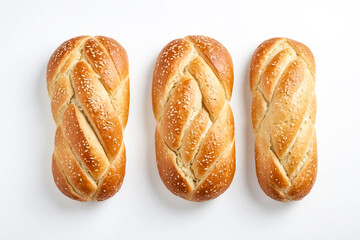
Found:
[47,36,129,201]
[250,38,317,201]
[153,35,235,201]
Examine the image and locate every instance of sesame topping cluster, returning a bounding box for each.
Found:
[47,36,129,201]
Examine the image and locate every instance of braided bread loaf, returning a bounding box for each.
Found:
[250,38,317,201]
[47,36,129,201]
[152,35,235,201]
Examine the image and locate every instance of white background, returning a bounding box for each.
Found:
[1,0,359,239]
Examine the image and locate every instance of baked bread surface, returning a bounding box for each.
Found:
[250,37,317,201]
[47,36,129,201]
[153,35,235,201]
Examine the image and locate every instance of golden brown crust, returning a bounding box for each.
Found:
[152,38,194,120]
[192,141,235,201]
[61,104,109,180]
[52,154,83,201]
[94,36,130,127]
[179,108,211,165]
[54,127,97,198]
[155,127,193,199]
[185,35,233,99]
[152,35,235,201]
[51,75,73,125]
[250,37,317,202]
[71,61,123,159]
[94,145,126,201]
[187,56,226,119]
[285,133,317,200]
[160,76,202,151]
[82,38,121,93]
[192,105,234,179]
[286,39,316,77]
[47,36,129,201]
[250,38,284,93]
[47,36,89,94]
[95,36,129,82]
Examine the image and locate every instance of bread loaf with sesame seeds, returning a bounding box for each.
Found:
[152,35,235,201]
[250,37,317,201]
[47,36,129,201]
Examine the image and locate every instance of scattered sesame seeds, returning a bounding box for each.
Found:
[153,36,236,200]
